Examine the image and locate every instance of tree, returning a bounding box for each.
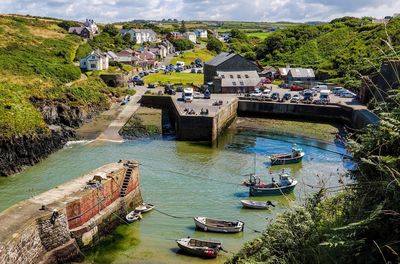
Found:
[122,32,132,43]
[206,37,224,53]
[179,20,187,33]
[103,24,119,36]
[170,38,194,51]
[230,29,247,40]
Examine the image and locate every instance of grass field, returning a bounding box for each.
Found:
[245,32,271,39]
[170,49,215,65]
[142,72,204,86]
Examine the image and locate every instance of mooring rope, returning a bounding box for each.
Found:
[153,208,193,219]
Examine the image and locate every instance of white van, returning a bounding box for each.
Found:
[183,88,194,102]
[313,85,328,92]
[176,61,185,67]
[319,89,331,103]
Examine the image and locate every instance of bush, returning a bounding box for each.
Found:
[170,38,194,51]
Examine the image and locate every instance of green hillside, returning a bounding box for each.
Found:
[256,17,400,88]
[0,15,126,139]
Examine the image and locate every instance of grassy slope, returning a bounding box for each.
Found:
[142,72,203,86]
[0,15,128,139]
[170,48,215,65]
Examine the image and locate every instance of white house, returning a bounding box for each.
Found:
[120,29,157,44]
[80,50,109,71]
[184,32,197,43]
[194,29,207,39]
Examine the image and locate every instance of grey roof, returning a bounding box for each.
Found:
[217,70,261,87]
[205,52,237,66]
[106,51,118,59]
[288,68,315,78]
[260,66,276,74]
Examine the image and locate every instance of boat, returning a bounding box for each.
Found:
[269,144,305,165]
[240,200,275,209]
[176,237,222,258]
[249,174,297,196]
[241,175,267,187]
[194,217,244,233]
[125,211,142,223]
[134,203,154,213]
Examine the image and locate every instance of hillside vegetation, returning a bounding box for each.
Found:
[0,15,127,139]
[256,17,400,88]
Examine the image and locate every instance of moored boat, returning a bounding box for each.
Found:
[176,237,222,258]
[269,144,305,165]
[125,211,142,223]
[249,174,297,196]
[240,200,275,209]
[134,203,154,213]
[194,217,244,233]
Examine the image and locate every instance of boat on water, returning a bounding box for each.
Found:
[134,203,154,213]
[240,200,275,209]
[194,217,244,233]
[176,237,222,258]
[269,144,305,165]
[125,211,142,223]
[249,174,297,196]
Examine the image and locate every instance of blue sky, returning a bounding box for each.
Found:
[0,0,398,23]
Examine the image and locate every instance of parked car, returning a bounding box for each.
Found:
[291,94,301,103]
[138,72,145,77]
[194,58,203,67]
[149,69,155,73]
[271,92,280,101]
[197,69,203,74]
[204,89,211,99]
[279,82,290,88]
[319,89,331,103]
[290,85,305,91]
[282,93,292,101]
[302,91,314,103]
[148,83,157,88]
[135,80,144,86]
[341,91,356,98]
[160,65,166,70]
[190,68,196,73]
[312,85,328,92]
[132,75,141,81]
[332,87,345,94]
[250,90,262,98]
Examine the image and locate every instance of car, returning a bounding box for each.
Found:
[138,72,145,77]
[149,69,155,73]
[302,91,314,102]
[312,85,328,92]
[336,88,349,96]
[204,89,211,99]
[160,65,166,70]
[290,85,305,91]
[250,90,262,98]
[132,75,141,81]
[291,94,301,103]
[263,78,272,84]
[197,69,203,74]
[341,91,356,98]
[191,68,196,73]
[332,87,345,94]
[148,83,157,88]
[135,79,144,86]
[182,88,194,102]
[143,71,149,76]
[271,92,280,101]
[282,93,292,101]
[279,82,290,88]
[154,69,159,73]
[319,90,331,103]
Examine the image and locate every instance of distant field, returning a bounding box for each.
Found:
[245,32,271,39]
[142,72,204,86]
[171,49,215,65]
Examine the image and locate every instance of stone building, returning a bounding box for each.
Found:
[213,70,261,93]
[204,52,260,92]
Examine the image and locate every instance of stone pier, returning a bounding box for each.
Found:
[0,160,142,264]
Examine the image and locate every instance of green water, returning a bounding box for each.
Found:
[0,128,349,264]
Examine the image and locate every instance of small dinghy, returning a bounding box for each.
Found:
[194,217,244,233]
[269,144,305,165]
[125,211,142,223]
[240,200,275,209]
[250,174,297,196]
[134,203,154,213]
[176,237,222,258]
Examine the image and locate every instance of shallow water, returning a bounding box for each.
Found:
[0,127,348,264]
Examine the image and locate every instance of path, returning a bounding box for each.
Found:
[95,87,146,143]
[65,73,88,87]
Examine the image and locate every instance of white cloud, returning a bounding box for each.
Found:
[0,0,398,22]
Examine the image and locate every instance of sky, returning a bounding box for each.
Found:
[0,0,399,23]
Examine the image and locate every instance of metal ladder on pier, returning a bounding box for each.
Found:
[120,165,134,197]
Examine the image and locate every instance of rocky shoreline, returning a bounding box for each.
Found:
[0,99,111,177]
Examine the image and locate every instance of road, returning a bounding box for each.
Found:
[95,87,146,143]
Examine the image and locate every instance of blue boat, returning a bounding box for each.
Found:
[249,174,297,196]
[269,145,305,165]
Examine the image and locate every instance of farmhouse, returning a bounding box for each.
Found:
[68,19,99,38]
[80,50,109,71]
[204,52,260,84]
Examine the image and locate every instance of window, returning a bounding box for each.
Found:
[245,74,249,78]
[232,81,237,86]
[240,81,244,86]
[90,63,96,69]
[237,74,241,78]
[230,75,234,78]
[221,75,225,79]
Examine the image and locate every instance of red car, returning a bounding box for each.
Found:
[290,85,305,91]
[263,78,272,84]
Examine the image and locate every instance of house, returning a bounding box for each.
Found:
[138,51,156,61]
[194,29,207,39]
[80,50,109,71]
[167,31,183,39]
[213,71,261,93]
[106,50,134,64]
[120,29,157,44]
[183,32,197,43]
[258,66,276,78]
[204,52,260,86]
[68,19,99,38]
[158,45,167,58]
[276,67,290,80]
[287,68,315,83]
[161,40,175,54]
